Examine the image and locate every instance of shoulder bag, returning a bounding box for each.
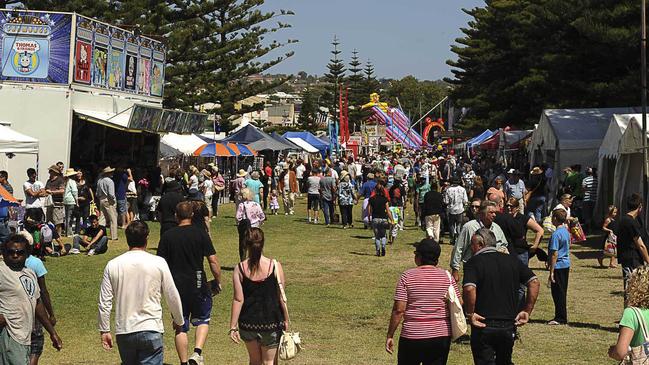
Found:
[622,307,649,365]
[445,270,467,341]
[273,259,303,360]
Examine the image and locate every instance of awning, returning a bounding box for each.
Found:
[286,137,319,153]
[74,109,139,132]
[0,125,39,154]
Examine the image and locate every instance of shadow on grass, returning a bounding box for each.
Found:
[572,250,602,260]
[349,251,375,256]
[528,319,618,333]
[351,235,373,240]
[610,290,624,296]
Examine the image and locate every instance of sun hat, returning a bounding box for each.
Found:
[63,168,77,177]
[340,170,349,180]
[367,172,375,179]
[237,169,247,177]
[101,166,115,174]
[530,167,543,175]
[48,164,62,174]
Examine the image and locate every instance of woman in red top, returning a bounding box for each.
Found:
[386,238,460,365]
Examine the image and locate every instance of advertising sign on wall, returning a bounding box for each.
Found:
[74,41,91,84]
[129,104,207,134]
[0,10,71,83]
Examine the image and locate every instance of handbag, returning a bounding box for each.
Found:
[445,271,467,341]
[570,221,586,243]
[237,203,251,233]
[44,194,54,208]
[603,232,618,257]
[273,259,302,360]
[621,307,649,364]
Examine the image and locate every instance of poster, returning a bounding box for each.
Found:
[150,61,164,96]
[74,41,91,83]
[0,11,71,83]
[92,46,107,87]
[137,58,150,94]
[108,49,123,89]
[129,104,162,131]
[124,54,137,91]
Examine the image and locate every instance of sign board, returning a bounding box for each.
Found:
[129,104,207,134]
[0,10,71,84]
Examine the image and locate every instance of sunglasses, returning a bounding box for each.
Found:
[5,249,26,256]
[471,205,481,208]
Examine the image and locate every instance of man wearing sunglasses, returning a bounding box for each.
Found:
[0,235,62,364]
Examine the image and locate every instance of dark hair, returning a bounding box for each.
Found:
[88,214,99,221]
[374,183,386,198]
[3,234,29,253]
[26,168,36,176]
[175,201,194,220]
[0,171,7,179]
[628,193,643,212]
[552,208,567,224]
[125,221,149,248]
[245,227,265,274]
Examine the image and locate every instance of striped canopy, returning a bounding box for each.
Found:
[193,142,257,157]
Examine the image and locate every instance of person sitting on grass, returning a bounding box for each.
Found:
[547,208,571,325]
[70,215,108,256]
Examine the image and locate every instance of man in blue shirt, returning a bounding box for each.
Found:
[548,208,571,325]
[358,173,377,228]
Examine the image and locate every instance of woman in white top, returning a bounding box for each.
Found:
[553,194,573,219]
[62,168,78,237]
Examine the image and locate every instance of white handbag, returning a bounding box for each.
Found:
[445,271,467,341]
[273,259,303,361]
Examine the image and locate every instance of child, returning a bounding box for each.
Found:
[598,205,618,268]
[548,208,571,325]
[388,205,401,245]
[269,189,280,215]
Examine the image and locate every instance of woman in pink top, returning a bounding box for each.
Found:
[386,238,460,365]
[486,177,506,208]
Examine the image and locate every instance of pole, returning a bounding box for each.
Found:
[643,0,648,206]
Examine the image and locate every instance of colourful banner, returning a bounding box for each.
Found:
[151,61,163,97]
[91,46,107,87]
[74,40,91,84]
[124,53,137,91]
[0,11,71,83]
[137,58,150,95]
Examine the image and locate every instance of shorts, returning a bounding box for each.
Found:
[307,194,320,211]
[240,329,282,348]
[117,199,128,214]
[127,197,139,214]
[30,329,44,356]
[47,205,64,225]
[180,291,213,332]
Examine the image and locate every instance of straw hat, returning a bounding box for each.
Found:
[64,168,77,177]
[530,166,543,175]
[340,170,349,180]
[237,169,247,177]
[101,166,115,174]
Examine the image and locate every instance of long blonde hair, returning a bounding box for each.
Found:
[627,266,649,308]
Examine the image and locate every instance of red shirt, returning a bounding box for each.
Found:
[264,166,273,177]
[394,266,460,339]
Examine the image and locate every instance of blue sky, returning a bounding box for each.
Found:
[260,0,485,80]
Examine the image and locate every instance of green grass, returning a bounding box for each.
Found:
[39,197,622,364]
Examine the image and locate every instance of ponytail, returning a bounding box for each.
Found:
[245,227,265,274]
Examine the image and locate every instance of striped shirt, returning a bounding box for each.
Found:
[582,176,598,202]
[394,266,460,339]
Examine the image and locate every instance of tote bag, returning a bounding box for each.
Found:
[445,271,467,340]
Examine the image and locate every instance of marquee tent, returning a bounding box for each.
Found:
[160,141,183,159]
[285,137,319,154]
[595,114,636,221]
[529,107,641,201]
[0,125,39,154]
[160,133,206,156]
[224,125,295,152]
[282,131,329,157]
[466,130,494,150]
[612,117,649,221]
[270,132,302,150]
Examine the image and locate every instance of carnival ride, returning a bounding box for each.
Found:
[361,93,444,149]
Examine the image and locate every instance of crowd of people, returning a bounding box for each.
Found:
[3,146,649,364]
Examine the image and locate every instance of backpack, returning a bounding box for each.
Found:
[40,224,53,243]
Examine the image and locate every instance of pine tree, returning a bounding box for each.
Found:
[323,36,346,125]
[347,49,365,132]
[298,87,318,132]
[362,59,380,97]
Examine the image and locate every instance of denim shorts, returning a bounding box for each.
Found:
[117,199,127,214]
[240,329,282,348]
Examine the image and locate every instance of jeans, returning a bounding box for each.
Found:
[64,204,75,236]
[74,204,90,234]
[516,251,529,311]
[550,268,570,323]
[526,195,546,223]
[470,323,516,365]
[448,213,464,245]
[372,218,388,252]
[74,235,109,254]
[322,199,334,225]
[398,336,451,365]
[116,331,164,365]
[340,204,353,226]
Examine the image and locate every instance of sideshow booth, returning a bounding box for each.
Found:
[0,9,205,198]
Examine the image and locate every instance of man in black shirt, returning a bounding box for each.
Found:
[157,180,185,235]
[615,193,649,302]
[463,228,540,365]
[421,181,444,242]
[71,214,108,255]
[158,201,222,365]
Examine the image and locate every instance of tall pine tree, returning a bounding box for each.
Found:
[324,36,346,125]
[347,49,365,132]
[362,59,380,97]
[298,87,319,132]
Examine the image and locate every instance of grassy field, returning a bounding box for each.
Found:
[38,197,623,364]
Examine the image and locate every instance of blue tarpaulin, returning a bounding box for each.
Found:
[282,131,329,157]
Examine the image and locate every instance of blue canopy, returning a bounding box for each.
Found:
[282,131,329,157]
[466,130,494,149]
[225,125,294,151]
[270,132,301,150]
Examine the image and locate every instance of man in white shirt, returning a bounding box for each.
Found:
[24,168,47,217]
[295,161,306,196]
[443,177,469,245]
[98,221,184,364]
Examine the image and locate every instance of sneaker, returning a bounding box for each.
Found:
[69,248,81,255]
[314,219,319,224]
[87,249,95,256]
[285,213,289,216]
[290,211,294,215]
[547,320,563,325]
[189,352,204,365]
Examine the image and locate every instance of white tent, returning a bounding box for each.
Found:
[529,107,641,202]
[614,117,649,217]
[160,133,206,156]
[0,124,39,154]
